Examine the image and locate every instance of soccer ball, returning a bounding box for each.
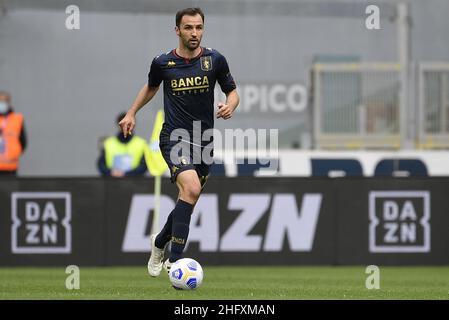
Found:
[169,258,203,290]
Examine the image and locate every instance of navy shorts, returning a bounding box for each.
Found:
[159,134,211,188]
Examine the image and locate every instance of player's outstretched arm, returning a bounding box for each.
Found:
[216,89,239,120]
[119,84,159,137]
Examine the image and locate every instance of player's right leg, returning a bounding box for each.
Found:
[147,233,168,277]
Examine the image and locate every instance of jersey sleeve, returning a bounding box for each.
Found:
[147,58,163,87]
[216,54,236,94]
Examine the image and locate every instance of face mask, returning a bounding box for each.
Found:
[0,102,8,114]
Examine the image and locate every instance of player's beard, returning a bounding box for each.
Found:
[182,35,201,51]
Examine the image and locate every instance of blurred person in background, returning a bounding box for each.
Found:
[0,91,27,176]
[97,111,148,177]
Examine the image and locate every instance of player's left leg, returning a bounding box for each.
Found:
[154,144,198,252]
[155,173,208,251]
[155,140,210,274]
[163,165,210,273]
[157,174,209,275]
[148,136,185,276]
[168,169,201,263]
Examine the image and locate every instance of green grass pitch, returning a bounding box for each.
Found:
[1,266,448,299]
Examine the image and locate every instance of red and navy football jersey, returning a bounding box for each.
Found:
[148,47,236,142]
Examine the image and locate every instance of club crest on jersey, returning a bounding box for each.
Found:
[167,61,176,67]
[200,56,212,71]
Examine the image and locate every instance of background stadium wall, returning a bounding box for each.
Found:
[2,1,449,176]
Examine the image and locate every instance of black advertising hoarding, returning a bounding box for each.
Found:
[336,178,449,265]
[0,178,105,266]
[109,178,337,265]
[0,177,448,266]
[105,178,178,265]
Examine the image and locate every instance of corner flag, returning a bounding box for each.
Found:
[145,110,167,176]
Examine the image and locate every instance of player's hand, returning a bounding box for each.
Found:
[216,102,233,120]
[119,112,136,138]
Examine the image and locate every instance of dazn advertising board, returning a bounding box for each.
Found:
[0,177,448,266]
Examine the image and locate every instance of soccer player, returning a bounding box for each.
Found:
[119,7,239,276]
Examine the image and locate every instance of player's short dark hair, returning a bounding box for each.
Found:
[175,7,204,27]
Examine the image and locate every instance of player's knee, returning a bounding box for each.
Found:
[180,183,201,203]
[187,184,201,200]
